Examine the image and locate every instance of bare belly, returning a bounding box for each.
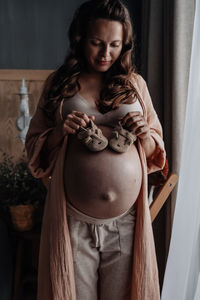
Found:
[64,126,142,218]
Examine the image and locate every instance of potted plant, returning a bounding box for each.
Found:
[0,153,46,231]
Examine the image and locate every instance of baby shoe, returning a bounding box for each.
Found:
[109,121,137,153]
[77,120,108,152]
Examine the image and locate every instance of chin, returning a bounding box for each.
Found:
[96,67,110,73]
[93,63,113,73]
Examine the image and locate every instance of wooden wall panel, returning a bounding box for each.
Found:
[0,70,53,161]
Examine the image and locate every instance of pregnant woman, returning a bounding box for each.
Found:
[26,1,166,299]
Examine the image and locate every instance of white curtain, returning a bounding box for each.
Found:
[161,0,200,299]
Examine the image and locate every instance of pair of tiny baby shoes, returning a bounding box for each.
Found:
[77,120,108,152]
[77,120,137,153]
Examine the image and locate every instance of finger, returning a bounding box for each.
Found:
[88,115,95,121]
[121,111,142,125]
[65,120,80,130]
[72,111,90,123]
[133,124,149,136]
[128,119,147,132]
[66,114,87,127]
[124,116,144,129]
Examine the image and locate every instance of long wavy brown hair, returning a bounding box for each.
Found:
[42,0,137,119]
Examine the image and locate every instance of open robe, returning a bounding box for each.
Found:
[25,73,166,300]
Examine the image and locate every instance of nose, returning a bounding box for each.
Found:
[101,44,110,58]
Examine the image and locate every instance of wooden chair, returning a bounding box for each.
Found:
[149,173,178,222]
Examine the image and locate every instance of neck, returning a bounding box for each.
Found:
[81,71,103,81]
[80,72,104,88]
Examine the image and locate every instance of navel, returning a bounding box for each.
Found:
[101,190,117,202]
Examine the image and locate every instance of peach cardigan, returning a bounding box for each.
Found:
[25,73,166,300]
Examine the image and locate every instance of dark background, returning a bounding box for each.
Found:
[0,0,143,71]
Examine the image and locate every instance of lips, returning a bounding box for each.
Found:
[99,59,111,62]
[97,60,111,65]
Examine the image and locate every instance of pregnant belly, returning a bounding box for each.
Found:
[64,126,142,218]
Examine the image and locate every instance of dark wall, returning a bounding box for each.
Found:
[0,0,85,69]
[0,0,141,70]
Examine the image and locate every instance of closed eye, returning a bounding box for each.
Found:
[90,39,122,48]
[90,40,102,46]
[111,42,121,48]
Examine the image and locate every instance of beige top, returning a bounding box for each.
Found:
[61,93,143,127]
[25,73,166,300]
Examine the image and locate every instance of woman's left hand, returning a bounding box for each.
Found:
[121,111,156,158]
[121,111,151,140]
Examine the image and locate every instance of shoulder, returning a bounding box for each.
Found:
[37,71,56,109]
[42,72,55,97]
[129,72,156,118]
[129,72,147,92]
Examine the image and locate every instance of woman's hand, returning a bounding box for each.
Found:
[121,111,156,158]
[121,111,150,140]
[45,111,95,152]
[62,111,95,136]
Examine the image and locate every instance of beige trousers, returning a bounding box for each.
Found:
[66,202,136,300]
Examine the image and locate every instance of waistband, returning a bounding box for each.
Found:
[66,201,136,225]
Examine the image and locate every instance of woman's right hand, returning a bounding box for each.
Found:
[62,111,95,136]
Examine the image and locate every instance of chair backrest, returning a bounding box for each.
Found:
[150,173,178,222]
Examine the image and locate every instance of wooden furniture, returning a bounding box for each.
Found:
[150,173,178,222]
[0,69,52,161]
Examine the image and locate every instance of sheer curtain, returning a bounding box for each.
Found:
[140,0,195,285]
[161,0,200,298]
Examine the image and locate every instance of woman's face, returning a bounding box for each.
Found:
[83,18,123,73]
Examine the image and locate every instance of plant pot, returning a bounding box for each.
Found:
[9,204,35,232]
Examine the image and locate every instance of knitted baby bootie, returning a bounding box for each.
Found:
[109,121,137,153]
[77,120,108,152]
